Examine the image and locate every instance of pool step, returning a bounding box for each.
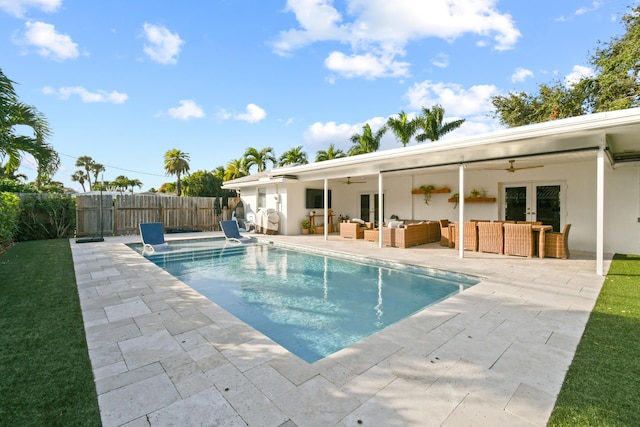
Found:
[145,244,251,264]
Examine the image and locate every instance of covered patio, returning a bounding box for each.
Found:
[224,108,640,276]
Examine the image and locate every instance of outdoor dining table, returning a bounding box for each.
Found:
[449,222,553,257]
[530,224,553,258]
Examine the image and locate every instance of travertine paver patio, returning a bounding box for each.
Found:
[71,232,609,426]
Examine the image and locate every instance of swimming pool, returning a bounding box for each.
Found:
[133,239,480,363]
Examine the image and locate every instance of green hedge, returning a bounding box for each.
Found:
[0,192,21,245]
[17,195,76,241]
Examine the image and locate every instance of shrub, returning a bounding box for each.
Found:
[0,179,37,193]
[0,192,20,245]
[17,195,76,241]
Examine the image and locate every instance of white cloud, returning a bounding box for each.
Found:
[576,1,601,16]
[164,100,205,120]
[405,80,499,117]
[142,23,184,64]
[272,0,520,79]
[511,67,534,83]
[324,51,410,79]
[564,65,595,87]
[42,86,128,103]
[14,20,79,61]
[303,121,359,149]
[0,0,60,17]
[234,103,267,123]
[303,116,387,149]
[432,53,449,69]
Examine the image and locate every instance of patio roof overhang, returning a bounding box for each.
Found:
[222,107,640,188]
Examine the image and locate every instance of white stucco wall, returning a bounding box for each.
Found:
[235,159,640,254]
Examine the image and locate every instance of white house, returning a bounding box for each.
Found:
[223,108,640,275]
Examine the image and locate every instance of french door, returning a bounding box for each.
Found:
[360,193,384,225]
[502,182,564,231]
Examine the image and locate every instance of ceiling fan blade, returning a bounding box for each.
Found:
[484,160,543,172]
[341,177,366,184]
[513,165,544,171]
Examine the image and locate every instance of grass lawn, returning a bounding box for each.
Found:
[1,240,639,426]
[548,253,640,426]
[0,239,101,426]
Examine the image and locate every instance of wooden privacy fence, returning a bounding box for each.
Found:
[76,194,237,237]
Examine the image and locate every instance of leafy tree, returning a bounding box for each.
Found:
[163,149,190,196]
[1,69,58,187]
[492,4,640,127]
[491,81,589,127]
[386,111,417,147]
[585,5,640,112]
[415,105,465,142]
[279,146,308,166]
[243,147,276,173]
[349,123,387,155]
[158,182,176,194]
[182,170,218,197]
[224,158,248,181]
[315,143,346,162]
[181,169,236,198]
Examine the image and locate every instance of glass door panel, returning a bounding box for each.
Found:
[503,182,563,231]
[505,186,527,222]
[360,193,384,225]
[360,194,370,222]
[535,185,561,231]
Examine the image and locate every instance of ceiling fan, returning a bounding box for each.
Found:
[340,177,366,184]
[490,159,544,173]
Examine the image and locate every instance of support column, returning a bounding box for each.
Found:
[324,178,329,241]
[596,146,605,275]
[378,173,384,248]
[458,163,465,258]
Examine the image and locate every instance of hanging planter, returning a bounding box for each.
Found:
[418,185,435,204]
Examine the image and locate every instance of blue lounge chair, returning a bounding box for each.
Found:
[220,220,256,244]
[139,222,170,254]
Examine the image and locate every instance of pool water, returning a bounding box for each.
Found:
[137,240,479,363]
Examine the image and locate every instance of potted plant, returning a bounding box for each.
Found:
[470,188,481,198]
[301,219,312,234]
[419,184,435,204]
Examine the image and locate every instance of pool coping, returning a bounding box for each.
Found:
[72,232,609,426]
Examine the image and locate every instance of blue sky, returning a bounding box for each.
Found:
[1,0,637,192]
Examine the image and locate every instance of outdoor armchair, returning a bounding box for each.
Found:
[544,224,571,259]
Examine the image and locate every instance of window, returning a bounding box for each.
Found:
[257,188,266,208]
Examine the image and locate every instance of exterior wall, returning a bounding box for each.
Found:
[604,165,640,255]
[235,159,640,254]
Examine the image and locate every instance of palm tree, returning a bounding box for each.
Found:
[75,156,96,190]
[90,162,106,189]
[112,175,130,194]
[128,178,143,193]
[386,110,417,147]
[1,69,57,186]
[213,165,226,181]
[415,104,466,142]
[71,170,88,192]
[348,123,387,155]
[315,143,347,162]
[163,149,190,196]
[224,158,248,181]
[243,147,277,173]
[279,146,308,166]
